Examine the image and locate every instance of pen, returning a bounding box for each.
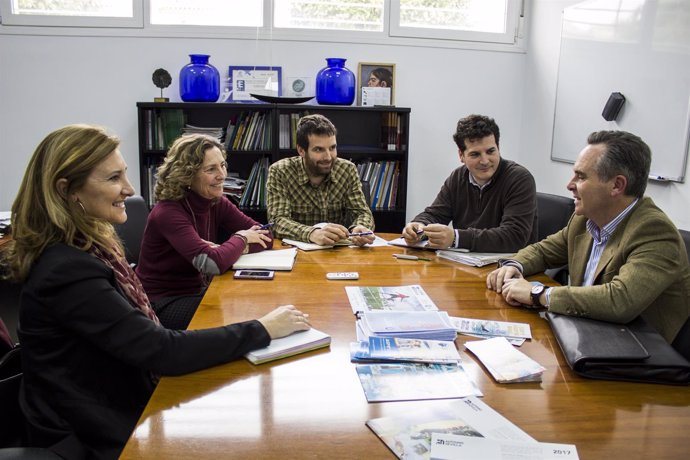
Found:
[393,253,432,261]
[415,228,425,235]
[258,223,273,230]
[350,231,374,237]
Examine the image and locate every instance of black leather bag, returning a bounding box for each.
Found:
[546,312,690,385]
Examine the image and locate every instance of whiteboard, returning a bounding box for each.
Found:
[551,0,690,183]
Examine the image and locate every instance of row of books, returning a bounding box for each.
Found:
[357,160,400,210]
[238,157,270,208]
[224,110,272,151]
[142,109,186,151]
[381,111,405,151]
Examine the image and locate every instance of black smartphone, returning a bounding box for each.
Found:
[233,270,275,280]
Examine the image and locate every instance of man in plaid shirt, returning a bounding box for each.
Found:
[267,114,375,246]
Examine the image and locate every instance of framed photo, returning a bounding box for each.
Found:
[357,62,395,106]
[226,66,282,103]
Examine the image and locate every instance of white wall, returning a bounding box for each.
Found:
[2,0,688,230]
[521,0,690,230]
[0,32,524,224]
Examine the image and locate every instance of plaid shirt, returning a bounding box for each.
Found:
[267,156,374,241]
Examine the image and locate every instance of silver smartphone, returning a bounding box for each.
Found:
[233,269,275,280]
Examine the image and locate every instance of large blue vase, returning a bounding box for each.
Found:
[179,54,220,102]
[315,58,355,105]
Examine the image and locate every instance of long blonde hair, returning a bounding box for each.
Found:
[2,124,122,282]
[155,134,226,202]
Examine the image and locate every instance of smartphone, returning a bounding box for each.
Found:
[233,269,275,280]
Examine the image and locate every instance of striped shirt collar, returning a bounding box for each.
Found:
[586,198,638,243]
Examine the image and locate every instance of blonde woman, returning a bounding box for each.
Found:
[2,125,309,459]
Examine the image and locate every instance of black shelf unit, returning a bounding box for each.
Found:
[136,102,410,232]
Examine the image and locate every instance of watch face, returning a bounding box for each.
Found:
[531,285,543,295]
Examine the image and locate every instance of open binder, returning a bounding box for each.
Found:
[546,312,690,385]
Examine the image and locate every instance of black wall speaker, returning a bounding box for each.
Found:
[602,92,626,121]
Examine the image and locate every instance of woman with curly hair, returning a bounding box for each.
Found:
[135,134,272,329]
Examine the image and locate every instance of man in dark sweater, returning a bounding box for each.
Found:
[402,114,537,253]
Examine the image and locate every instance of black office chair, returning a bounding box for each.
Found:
[113,195,149,267]
[536,192,575,285]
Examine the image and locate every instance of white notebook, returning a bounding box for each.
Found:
[245,328,331,365]
[231,248,297,271]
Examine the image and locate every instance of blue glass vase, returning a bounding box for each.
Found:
[315,58,355,105]
[179,54,220,102]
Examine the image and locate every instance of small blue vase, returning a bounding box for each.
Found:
[316,58,355,105]
[179,54,220,102]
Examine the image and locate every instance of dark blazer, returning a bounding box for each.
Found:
[515,197,690,342]
[19,244,270,459]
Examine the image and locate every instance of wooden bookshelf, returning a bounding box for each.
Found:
[136,102,411,232]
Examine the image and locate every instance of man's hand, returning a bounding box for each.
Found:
[402,222,425,245]
[486,265,523,292]
[309,223,349,246]
[349,225,375,247]
[423,223,454,248]
[501,278,535,307]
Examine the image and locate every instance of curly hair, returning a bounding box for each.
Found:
[154,134,226,202]
[295,114,337,151]
[452,114,500,153]
[2,124,122,282]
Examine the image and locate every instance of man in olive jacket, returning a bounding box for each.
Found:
[487,130,690,343]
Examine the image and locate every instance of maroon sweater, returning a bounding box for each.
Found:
[136,191,272,301]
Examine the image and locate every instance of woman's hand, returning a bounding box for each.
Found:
[236,227,272,248]
[257,304,311,339]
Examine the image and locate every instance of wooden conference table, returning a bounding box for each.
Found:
[120,235,690,459]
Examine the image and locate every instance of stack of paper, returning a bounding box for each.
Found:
[436,250,514,267]
[232,247,297,271]
[355,363,482,402]
[450,316,532,346]
[350,336,462,364]
[282,238,351,251]
[387,236,469,253]
[465,337,546,383]
[244,328,331,365]
[357,311,457,342]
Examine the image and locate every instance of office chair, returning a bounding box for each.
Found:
[536,192,575,285]
[113,196,149,267]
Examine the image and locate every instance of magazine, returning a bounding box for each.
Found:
[450,317,532,340]
[430,433,579,460]
[350,336,462,364]
[346,285,439,314]
[366,396,536,460]
[355,363,482,402]
[356,311,457,342]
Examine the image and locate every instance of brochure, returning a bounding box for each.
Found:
[366,396,536,460]
[450,316,532,340]
[430,433,579,460]
[244,328,331,365]
[465,337,546,383]
[355,363,482,402]
[346,285,439,314]
[350,336,462,364]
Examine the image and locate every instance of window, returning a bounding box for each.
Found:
[390,0,520,44]
[149,0,262,27]
[0,0,143,27]
[274,0,384,32]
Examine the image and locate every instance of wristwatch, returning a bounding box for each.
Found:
[530,283,546,307]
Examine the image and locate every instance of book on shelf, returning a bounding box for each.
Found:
[182,124,223,141]
[436,249,514,267]
[355,363,482,403]
[345,285,439,314]
[450,316,532,341]
[430,433,580,460]
[465,337,546,383]
[356,310,457,342]
[231,247,297,271]
[350,336,462,364]
[366,396,537,460]
[244,327,331,365]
